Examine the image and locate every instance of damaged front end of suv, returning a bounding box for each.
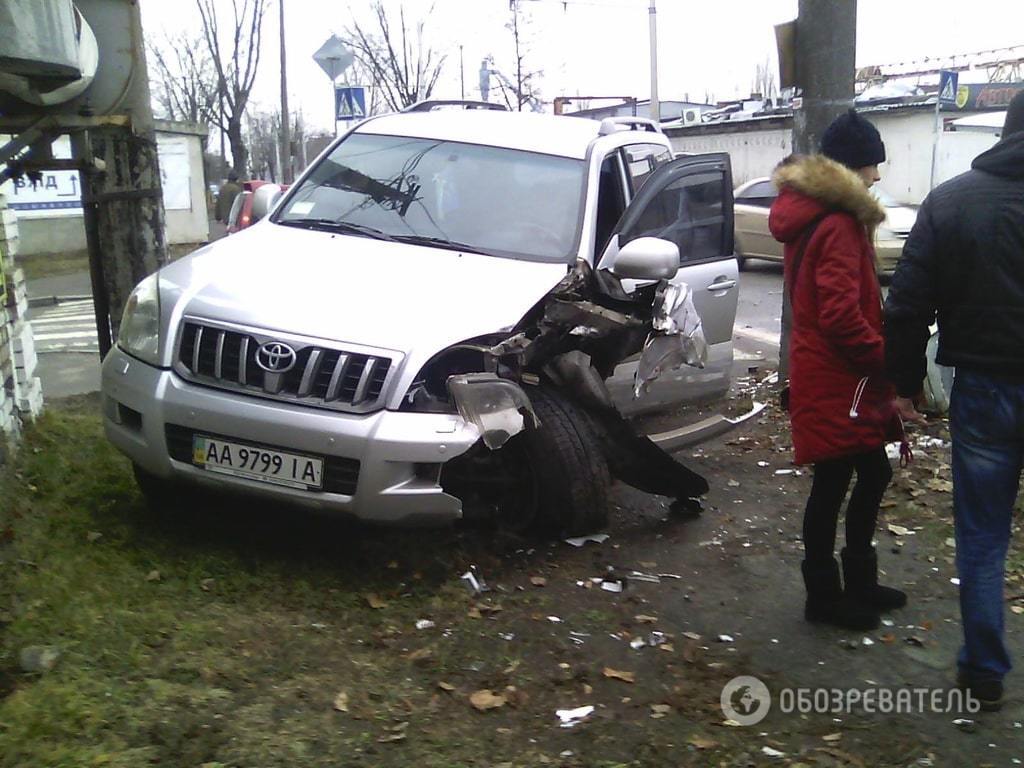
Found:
[404,253,710,537]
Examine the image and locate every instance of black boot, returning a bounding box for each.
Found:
[802,559,880,630]
[842,547,907,611]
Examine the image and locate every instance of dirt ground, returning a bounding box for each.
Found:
[1,391,1022,767]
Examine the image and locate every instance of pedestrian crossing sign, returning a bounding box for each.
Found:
[938,70,959,105]
[335,86,367,121]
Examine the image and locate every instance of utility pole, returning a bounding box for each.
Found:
[648,0,659,123]
[71,0,169,354]
[779,0,857,379]
[279,0,292,183]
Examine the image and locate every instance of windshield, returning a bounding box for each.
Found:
[274,133,585,262]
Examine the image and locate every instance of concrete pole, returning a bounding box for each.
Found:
[73,0,168,354]
[780,0,857,380]
[279,0,292,183]
[648,0,659,123]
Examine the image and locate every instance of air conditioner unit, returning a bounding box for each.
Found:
[681,107,702,126]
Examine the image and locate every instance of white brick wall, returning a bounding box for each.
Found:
[0,193,42,447]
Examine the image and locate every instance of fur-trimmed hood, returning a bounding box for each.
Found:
[769,154,886,243]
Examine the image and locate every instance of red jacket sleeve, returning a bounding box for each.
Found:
[811,218,885,375]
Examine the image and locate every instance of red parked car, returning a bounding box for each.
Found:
[226,180,288,234]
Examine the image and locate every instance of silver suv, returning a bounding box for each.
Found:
[102,102,739,536]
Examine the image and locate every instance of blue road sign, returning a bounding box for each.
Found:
[938,70,959,105]
[335,86,367,121]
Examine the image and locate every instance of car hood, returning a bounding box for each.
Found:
[158,222,569,381]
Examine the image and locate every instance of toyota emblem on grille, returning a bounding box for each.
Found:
[256,341,297,373]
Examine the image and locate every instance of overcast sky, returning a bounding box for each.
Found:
[140,0,1024,134]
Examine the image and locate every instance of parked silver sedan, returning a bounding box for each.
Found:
[733,177,917,274]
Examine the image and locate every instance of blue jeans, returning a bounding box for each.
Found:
[950,368,1022,683]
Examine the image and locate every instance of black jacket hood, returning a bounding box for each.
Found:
[972,131,1024,180]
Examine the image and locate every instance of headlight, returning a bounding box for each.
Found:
[118,273,161,365]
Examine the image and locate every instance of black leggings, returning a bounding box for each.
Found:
[803,447,893,563]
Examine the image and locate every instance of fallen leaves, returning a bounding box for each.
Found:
[688,735,718,750]
[602,667,636,683]
[437,681,456,693]
[333,691,349,712]
[365,593,387,610]
[529,576,547,587]
[469,689,507,711]
[634,614,658,624]
[145,570,161,582]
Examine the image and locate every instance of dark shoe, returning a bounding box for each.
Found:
[842,547,907,611]
[957,670,1004,712]
[802,559,880,631]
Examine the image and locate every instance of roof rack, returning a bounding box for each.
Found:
[598,116,662,135]
[403,100,509,113]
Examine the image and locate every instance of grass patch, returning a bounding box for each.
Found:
[0,400,750,767]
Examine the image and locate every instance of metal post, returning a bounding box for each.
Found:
[929,93,941,190]
[460,45,465,100]
[648,0,659,123]
[279,0,292,183]
[781,0,857,380]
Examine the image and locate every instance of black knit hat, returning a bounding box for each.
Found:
[820,109,887,169]
[1004,90,1024,137]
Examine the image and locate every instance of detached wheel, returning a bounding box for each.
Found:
[514,387,611,537]
[441,387,611,538]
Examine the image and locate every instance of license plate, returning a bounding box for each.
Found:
[192,435,324,490]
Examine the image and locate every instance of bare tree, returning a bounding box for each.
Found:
[752,57,777,102]
[505,1,542,111]
[147,32,219,124]
[246,106,282,182]
[196,0,270,175]
[344,1,446,112]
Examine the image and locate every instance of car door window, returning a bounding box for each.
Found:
[623,143,673,195]
[617,155,734,265]
[735,180,777,208]
[594,153,628,259]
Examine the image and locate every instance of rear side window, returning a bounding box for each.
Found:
[626,170,728,264]
[623,143,672,194]
[736,180,777,208]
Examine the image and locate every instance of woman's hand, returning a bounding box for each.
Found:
[894,396,926,424]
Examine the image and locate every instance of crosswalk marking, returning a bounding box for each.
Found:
[29,299,101,353]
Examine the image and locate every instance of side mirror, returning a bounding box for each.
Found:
[250,184,283,223]
[608,237,679,280]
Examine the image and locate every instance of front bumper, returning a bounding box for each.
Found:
[101,348,482,525]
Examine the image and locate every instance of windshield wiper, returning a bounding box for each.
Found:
[390,233,496,256]
[276,218,396,241]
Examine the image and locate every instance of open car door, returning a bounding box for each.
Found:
[600,152,739,414]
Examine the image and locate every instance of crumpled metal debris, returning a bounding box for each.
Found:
[634,282,708,398]
[557,705,595,728]
[460,566,488,594]
[564,533,610,547]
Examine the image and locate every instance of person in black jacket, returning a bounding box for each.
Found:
[884,91,1024,712]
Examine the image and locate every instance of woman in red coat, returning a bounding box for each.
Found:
[769,110,907,631]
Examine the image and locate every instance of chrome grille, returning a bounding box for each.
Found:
[175,319,396,413]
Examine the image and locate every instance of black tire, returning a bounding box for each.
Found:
[518,387,611,538]
[735,252,747,271]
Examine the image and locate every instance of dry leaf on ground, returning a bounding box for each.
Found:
[365,593,387,609]
[333,691,349,712]
[469,689,507,711]
[603,667,636,683]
